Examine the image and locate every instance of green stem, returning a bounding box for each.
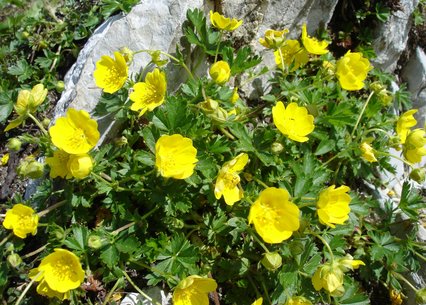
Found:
[251,176,269,189]
[112,205,160,236]
[365,128,392,138]
[277,47,286,72]
[219,126,235,140]
[214,31,223,63]
[15,271,42,305]
[261,279,272,305]
[27,113,48,135]
[122,270,162,305]
[38,200,66,217]
[22,244,48,259]
[0,233,13,247]
[350,91,375,139]
[310,231,334,264]
[376,151,413,168]
[102,277,124,305]
[248,228,270,253]
[160,51,194,80]
[393,272,418,292]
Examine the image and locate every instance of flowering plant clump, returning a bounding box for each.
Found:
[1,8,425,305]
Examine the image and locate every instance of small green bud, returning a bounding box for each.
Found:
[416,288,426,303]
[261,252,282,271]
[370,81,384,93]
[271,142,284,154]
[7,138,22,151]
[243,172,253,181]
[378,90,393,106]
[42,118,51,128]
[22,31,30,39]
[120,47,134,63]
[410,168,425,183]
[7,253,22,268]
[17,157,44,179]
[114,136,128,146]
[38,40,48,49]
[88,235,104,249]
[55,80,65,93]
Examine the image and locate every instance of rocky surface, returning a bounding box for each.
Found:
[372,0,419,72]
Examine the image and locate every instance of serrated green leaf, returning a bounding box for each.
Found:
[64,226,89,252]
[315,138,336,155]
[116,236,141,254]
[100,245,120,268]
[134,150,155,166]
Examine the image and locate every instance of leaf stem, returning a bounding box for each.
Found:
[15,271,42,305]
[27,113,48,135]
[310,231,334,264]
[350,91,375,139]
[122,270,162,305]
[214,31,223,63]
[38,200,67,217]
[0,233,13,247]
[102,277,124,305]
[248,227,270,253]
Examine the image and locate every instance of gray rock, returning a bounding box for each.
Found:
[54,0,207,144]
[402,47,426,129]
[120,289,171,305]
[372,0,419,72]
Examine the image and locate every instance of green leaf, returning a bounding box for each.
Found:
[155,234,199,276]
[7,59,33,81]
[314,138,336,155]
[116,235,141,254]
[398,181,424,219]
[100,245,120,268]
[64,226,89,252]
[134,150,155,166]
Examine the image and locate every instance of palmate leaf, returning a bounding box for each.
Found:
[154,233,199,277]
[223,46,262,74]
[183,8,219,55]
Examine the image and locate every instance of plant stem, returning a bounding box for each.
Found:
[38,200,67,217]
[350,91,375,139]
[112,205,160,236]
[393,272,418,292]
[22,243,48,259]
[376,151,413,168]
[278,47,286,72]
[102,277,124,305]
[27,113,48,135]
[15,271,42,305]
[214,31,223,63]
[248,228,270,253]
[0,233,13,247]
[160,51,194,80]
[122,270,162,305]
[310,231,334,264]
[251,175,269,189]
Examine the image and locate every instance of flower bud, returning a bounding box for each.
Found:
[42,118,51,128]
[7,138,22,151]
[271,142,284,154]
[7,253,22,268]
[389,289,403,305]
[148,50,168,67]
[209,61,231,84]
[55,80,65,93]
[88,235,104,249]
[22,31,30,39]
[416,288,426,304]
[243,172,253,181]
[17,157,44,179]
[410,168,425,183]
[370,81,385,93]
[114,136,128,146]
[261,252,282,271]
[120,47,134,63]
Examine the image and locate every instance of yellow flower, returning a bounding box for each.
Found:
[390,289,403,305]
[403,128,426,164]
[209,11,242,31]
[231,87,239,103]
[396,109,418,144]
[214,153,249,205]
[274,40,309,71]
[316,185,351,228]
[1,153,9,166]
[93,51,128,94]
[209,61,231,84]
[155,134,198,179]
[129,68,167,116]
[272,101,315,142]
[312,262,344,295]
[301,24,329,55]
[259,29,289,49]
[29,249,85,300]
[248,187,300,244]
[336,51,372,91]
[3,203,38,239]
[5,84,48,131]
[251,297,263,305]
[173,275,217,305]
[360,142,377,162]
[285,296,313,305]
[49,108,100,155]
[46,150,93,179]
[337,255,365,272]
